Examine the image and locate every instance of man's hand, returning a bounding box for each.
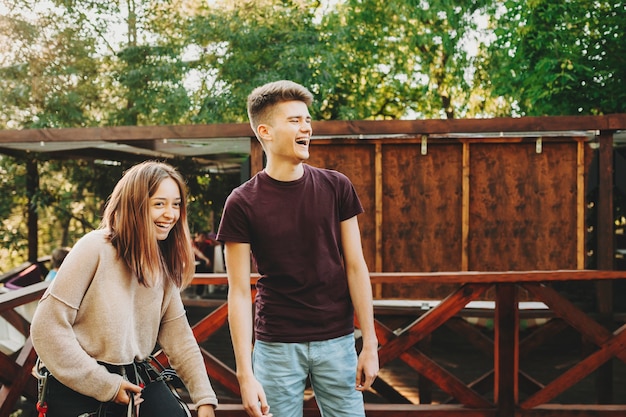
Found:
[355,347,379,391]
[240,376,273,417]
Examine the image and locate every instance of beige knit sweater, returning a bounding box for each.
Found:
[30,229,218,408]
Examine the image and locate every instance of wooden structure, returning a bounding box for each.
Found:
[304,131,593,299]
[1,114,626,416]
[0,114,624,285]
[4,270,626,417]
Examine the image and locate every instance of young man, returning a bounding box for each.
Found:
[217,80,379,417]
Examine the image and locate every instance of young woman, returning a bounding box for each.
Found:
[31,161,217,417]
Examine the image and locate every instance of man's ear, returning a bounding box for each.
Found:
[257,124,272,142]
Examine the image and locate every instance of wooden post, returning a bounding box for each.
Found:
[595,130,615,404]
[0,338,38,417]
[577,139,586,269]
[374,142,383,298]
[494,283,518,417]
[26,158,38,263]
[461,141,470,271]
[417,335,432,404]
[596,131,615,308]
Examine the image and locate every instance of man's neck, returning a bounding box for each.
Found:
[264,161,305,182]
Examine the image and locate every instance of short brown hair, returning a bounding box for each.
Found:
[247,80,313,135]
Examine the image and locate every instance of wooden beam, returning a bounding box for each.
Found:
[375,142,383,271]
[522,283,626,364]
[521,325,626,408]
[1,114,625,144]
[200,348,240,396]
[0,338,38,417]
[377,284,490,366]
[190,270,626,286]
[26,159,38,264]
[250,138,264,176]
[375,142,383,298]
[367,270,626,285]
[0,281,48,314]
[376,318,492,408]
[519,318,568,359]
[0,354,18,386]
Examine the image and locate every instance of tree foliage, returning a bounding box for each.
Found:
[317,0,494,119]
[185,0,492,121]
[485,0,626,115]
[182,0,321,123]
[1,0,625,269]
[0,3,101,128]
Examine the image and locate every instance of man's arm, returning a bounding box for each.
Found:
[340,216,379,391]
[224,242,271,417]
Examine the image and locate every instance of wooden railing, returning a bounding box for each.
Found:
[0,280,46,417]
[3,270,626,417]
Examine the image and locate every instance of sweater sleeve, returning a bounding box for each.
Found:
[157,291,218,408]
[30,232,124,402]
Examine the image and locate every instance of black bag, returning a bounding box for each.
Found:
[35,357,191,417]
[137,357,192,417]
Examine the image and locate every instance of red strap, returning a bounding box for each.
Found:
[36,401,48,417]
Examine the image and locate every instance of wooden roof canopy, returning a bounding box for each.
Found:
[0,115,625,172]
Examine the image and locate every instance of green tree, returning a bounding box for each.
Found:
[0,155,29,267]
[0,1,109,267]
[0,0,231,270]
[485,0,626,115]
[0,2,101,129]
[184,0,492,121]
[183,0,321,123]
[5,0,625,270]
[315,0,492,119]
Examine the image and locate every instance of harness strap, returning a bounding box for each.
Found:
[34,358,49,417]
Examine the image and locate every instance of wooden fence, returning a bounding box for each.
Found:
[4,270,626,417]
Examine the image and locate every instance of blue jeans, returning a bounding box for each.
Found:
[252,333,365,417]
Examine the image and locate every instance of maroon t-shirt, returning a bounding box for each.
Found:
[217,164,364,343]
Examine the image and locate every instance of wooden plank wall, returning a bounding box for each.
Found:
[306,136,592,299]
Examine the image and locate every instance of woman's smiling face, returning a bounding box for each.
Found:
[149,177,181,240]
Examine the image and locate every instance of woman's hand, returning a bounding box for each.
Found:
[196,404,216,417]
[113,380,143,405]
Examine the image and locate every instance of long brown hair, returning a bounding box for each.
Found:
[100,161,195,288]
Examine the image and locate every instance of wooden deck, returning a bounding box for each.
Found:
[181,271,626,416]
[4,271,626,417]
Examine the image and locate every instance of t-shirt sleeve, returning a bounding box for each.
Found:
[216,189,251,243]
[338,173,364,221]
